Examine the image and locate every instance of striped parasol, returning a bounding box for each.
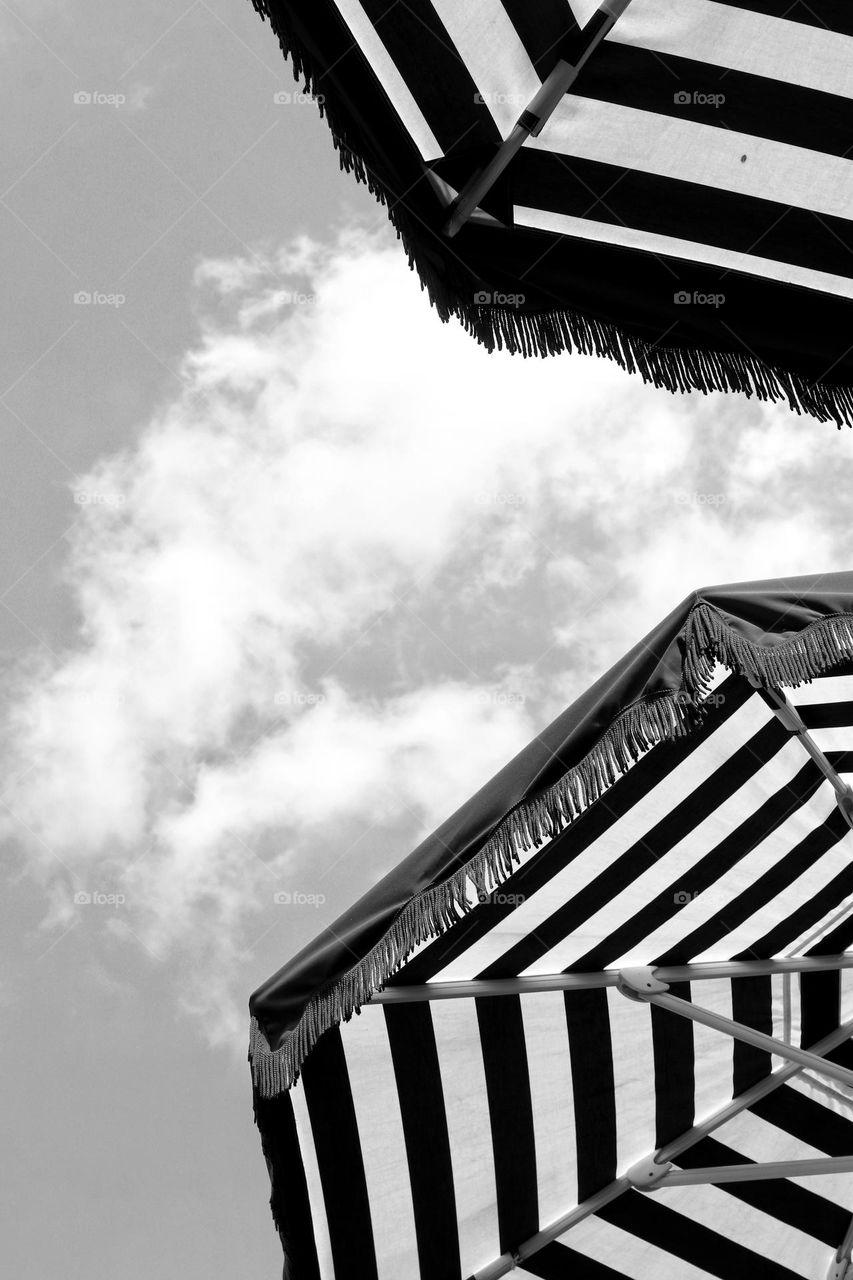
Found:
[249,0,853,424]
[251,571,853,1279]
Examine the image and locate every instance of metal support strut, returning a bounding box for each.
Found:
[443,0,633,238]
[750,679,853,828]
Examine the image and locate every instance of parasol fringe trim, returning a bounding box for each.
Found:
[248,0,853,427]
[249,605,853,1096]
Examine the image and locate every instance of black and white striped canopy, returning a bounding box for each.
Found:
[250,572,853,1280]
[249,0,853,423]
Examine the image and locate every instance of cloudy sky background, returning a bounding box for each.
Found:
[4,2,853,1277]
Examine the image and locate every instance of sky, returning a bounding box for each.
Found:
[4,2,853,1278]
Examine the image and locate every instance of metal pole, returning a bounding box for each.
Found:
[752,681,853,826]
[659,1016,853,1161]
[618,969,853,1093]
[470,1013,853,1280]
[369,953,853,1004]
[662,1156,853,1185]
[443,0,633,238]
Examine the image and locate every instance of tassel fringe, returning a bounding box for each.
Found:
[250,604,853,1096]
[249,0,853,426]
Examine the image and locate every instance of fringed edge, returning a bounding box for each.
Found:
[250,604,853,1096]
[249,0,853,426]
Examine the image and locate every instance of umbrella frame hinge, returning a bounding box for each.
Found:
[827,1258,853,1280]
[616,967,670,1002]
[627,1156,674,1191]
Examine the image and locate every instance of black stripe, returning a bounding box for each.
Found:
[397,676,753,985]
[476,995,539,1250]
[565,726,809,975]
[564,988,616,1200]
[800,968,841,1049]
[731,975,774,1092]
[680,1136,850,1245]
[807,905,853,957]
[501,0,581,75]
[751,1083,853,1156]
[510,151,853,283]
[384,1003,461,1280]
[357,0,499,158]
[711,0,853,35]
[651,981,694,1147]
[573,44,853,159]
[801,701,853,729]
[300,1028,379,1280]
[600,1190,804,1280]
[653,777,838,965]
[253,1090,321,1280]
[522,1239,628,1280]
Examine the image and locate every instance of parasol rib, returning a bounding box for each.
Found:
[751,680,853,827]
[368,953,853,1004]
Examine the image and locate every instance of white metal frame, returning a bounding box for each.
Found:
[457,957,853,1280]
[754,680,853,827]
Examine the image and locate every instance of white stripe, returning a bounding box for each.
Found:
[657,1181,827,1276]
[562,1211,718,1280]
[515,206,853,301]
[524,737,806,975]
[607,784,841,968]
[291,1082,336,1279]
[608,989,658,1173]
[334,0,443,159]
[571,0,853,100]
[430,998,501,1277]
[432,694,774,982]
[691,978,733,1124]
[532,95,853,220]
[788,676,853,706]
[339,1014,420,1280]
[711,1107,853,1209]
[691,793,850,960]
[429,0,539,134]
[520,991,579,1225]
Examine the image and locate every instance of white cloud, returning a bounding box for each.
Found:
[4,225,853,1044]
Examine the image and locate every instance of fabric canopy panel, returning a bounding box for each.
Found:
[249,0,853,424]
[250,572,853,1279]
